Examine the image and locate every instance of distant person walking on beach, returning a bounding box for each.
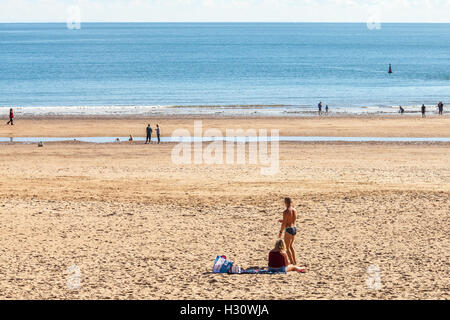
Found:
[318,102,322,115]
[278,197,298,265]
[156,124,161,144]
[6,108,14,125]
[438,101,444,115]
[146,124,153,144]
[421,104,426,118]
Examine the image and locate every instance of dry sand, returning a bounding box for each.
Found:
[0,116,449,299]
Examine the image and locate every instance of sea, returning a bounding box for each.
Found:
[0,22,449,116]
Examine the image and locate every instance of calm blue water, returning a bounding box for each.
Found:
[1,23,450,109]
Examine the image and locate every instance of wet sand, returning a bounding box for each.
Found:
[1,115,450,138]
[0,116,449,299]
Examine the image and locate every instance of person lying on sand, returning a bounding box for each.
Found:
[278,197,298,265]
[268,240,305,273]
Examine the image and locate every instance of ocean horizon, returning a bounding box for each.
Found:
[1,22,449,114]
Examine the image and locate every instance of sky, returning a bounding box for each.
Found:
[0,0,449,23]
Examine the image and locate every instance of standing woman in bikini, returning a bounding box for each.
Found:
[278,197,298,265]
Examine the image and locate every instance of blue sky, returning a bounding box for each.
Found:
[1,0,449,22]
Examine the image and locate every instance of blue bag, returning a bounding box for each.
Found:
[212,255,233,273]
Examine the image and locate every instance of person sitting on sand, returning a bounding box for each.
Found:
[278,197,298,265]
[268,239,305,273]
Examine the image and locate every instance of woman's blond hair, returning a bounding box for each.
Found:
[274,239,286,251]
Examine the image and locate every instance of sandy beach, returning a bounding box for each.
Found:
[0,115,449,299]
[1,115,450,138]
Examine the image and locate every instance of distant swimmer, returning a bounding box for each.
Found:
[421,104,426,118]
[388,64,393,74]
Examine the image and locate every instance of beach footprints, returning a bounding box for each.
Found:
[66,5,81,30]
[366,264,382,291]
[66,265,81,290]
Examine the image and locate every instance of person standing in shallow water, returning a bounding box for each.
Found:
[146,124,152,144]
[6,108,14,125]
[318,102,322,115]
[156,124,161,144]
[278,197,298,265]
[421,104,426,118]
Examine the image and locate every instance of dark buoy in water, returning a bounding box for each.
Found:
[388,64,393,74]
